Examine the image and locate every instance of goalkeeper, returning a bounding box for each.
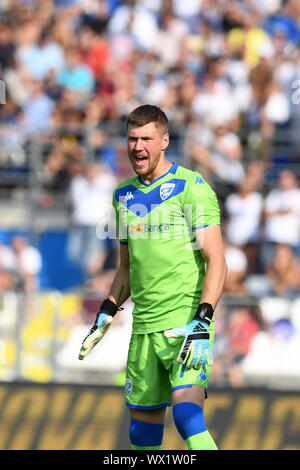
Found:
[79,105,227,450]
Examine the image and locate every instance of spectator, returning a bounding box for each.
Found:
[226,8,273,68]
[266,243,300,299]
[16,26,65,80]
[0,242,18,291]
[108,0,159,51]
[212,113,243,161]
[224,242,248,295]
[177,70,198,119]
[152,8,189,69]
[248,42,274,128]
[191,55,237,124]
[260,79,291,138]
[263,6,300,46]
[41,147,71,191]
[0,22,16,70]
[262,170,300,266]
[224,307,261,387]
[10,236,42,292]
[190,112,245,202]
[22,78,55,133]
[111,69,140,119]
[171,0,202,33]
[241,317,300,381]
[225,29,253,115]
[78,24,112,81]
[225,172,264,273]
[44,68,64,102]
[0,104,29,166]
[67,162,117,282]
[57,46,95,99]
[82,96,113,165]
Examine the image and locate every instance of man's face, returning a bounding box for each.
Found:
[279,171,297,190]
[127,122,169,180]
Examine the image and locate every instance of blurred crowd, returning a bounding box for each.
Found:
[0,0,300,386]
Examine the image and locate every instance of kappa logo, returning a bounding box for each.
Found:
[160,182,175,201]
[198,370,207,381]
[125,378,133,396]
[124,191,134,202]
[195,176,204,184]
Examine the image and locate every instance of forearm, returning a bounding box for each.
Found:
[79,245,130,360]
[108,265,131,308]
[200,257,227,310]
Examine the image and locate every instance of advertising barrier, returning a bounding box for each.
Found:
[0,382,299,450]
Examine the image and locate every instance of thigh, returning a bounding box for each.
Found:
[129,407,166,425]
[125,333,172,410]
[172,384,206,408]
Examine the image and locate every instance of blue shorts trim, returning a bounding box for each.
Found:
[126,402,171,410]
[172,384,193,392]
[172,384,208,399]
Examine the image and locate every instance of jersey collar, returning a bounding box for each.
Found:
[137,163,178,187]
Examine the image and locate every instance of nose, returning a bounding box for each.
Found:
[134,138,144,152]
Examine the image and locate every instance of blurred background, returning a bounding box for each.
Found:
[0,0,300,451]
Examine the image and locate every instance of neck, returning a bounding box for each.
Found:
[140,159,172,185]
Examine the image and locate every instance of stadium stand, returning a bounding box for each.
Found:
[0,0,299,390]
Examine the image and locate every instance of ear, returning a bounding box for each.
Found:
[161,133,169,151]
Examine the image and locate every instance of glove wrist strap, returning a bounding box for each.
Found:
[99,298,118,317]
[194,302,214,325]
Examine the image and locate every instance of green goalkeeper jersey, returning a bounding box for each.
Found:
[113,163,220,333]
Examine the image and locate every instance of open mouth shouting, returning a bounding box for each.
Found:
[133,154,148,168]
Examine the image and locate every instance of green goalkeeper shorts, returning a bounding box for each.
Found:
[125,321,214,410]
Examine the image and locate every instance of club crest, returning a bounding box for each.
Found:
[160,183,175,201]
[125,378,133,396]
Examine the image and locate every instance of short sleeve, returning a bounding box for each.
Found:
[182,172,221,231]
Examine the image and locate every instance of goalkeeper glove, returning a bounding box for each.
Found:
[78,298,118,360]
[164,303,214,369]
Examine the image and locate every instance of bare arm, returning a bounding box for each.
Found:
[108,243,131,307]
[195,225,227,310]
[78,243,131,360]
